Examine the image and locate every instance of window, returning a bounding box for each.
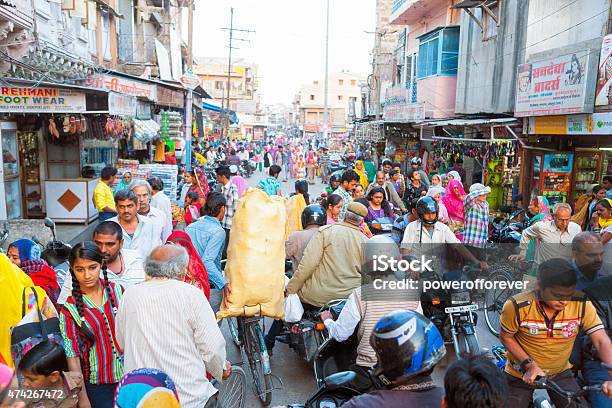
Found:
[338,80,344,86]
[215,81,224,90]
[338,95,343,101]
[310,94,315,101]
[100,9,112,61]
[350,80,356,86]
[417,27,459,79]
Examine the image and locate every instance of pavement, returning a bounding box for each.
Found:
[226,172,500,407]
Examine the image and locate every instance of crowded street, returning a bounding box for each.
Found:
[1,1,612,408]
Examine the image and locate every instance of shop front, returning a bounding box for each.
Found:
[418,118,523,213]
[521,113,612,206]
[514,43,610,206]
[0,83,103,221]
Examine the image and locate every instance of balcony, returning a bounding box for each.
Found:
[0,0,34,30]
[391,0,448,26]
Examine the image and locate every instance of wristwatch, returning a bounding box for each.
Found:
[518,357,533,374]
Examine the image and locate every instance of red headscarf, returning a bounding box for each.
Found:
[188,168,210,204]
[165,231,210,300]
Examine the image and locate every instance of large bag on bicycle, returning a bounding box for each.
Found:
[217,188,287,320]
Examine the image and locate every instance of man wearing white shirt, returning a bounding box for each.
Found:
[109,189,162,258]
[116,245,231,408]
[131,179,172,241]
[510,202,582,264]
[149,177,173,228]
[57,221,145,304]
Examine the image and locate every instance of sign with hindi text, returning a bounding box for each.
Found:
[515,50,592,117]
[85,74,157,102]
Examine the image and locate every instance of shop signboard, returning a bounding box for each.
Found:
[383,85,424,121]
[595,34,612,106]
[84,74,157,102]
[528,112,612,135]
[0,87,85,113]
[515,50,594,117]
[109,92,137,117]
[178,70,201,91]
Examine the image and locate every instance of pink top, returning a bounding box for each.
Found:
[231,175,248,197]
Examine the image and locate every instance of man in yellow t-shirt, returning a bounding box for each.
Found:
[94,166,118,221]
[500,258,612,406]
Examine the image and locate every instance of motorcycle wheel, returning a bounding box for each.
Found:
[457,333,480,357]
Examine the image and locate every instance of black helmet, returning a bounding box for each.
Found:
[301,205,326,227]
[416,196,438,225]
[295,179,309,194]
[370,310,446,387]
[410,157,422,165]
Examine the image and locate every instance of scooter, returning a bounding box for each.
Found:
[287,371,362,408]
[283,299,346,364]
[421,265,481,358]
[40,217,72,269]
[368,217,395,236]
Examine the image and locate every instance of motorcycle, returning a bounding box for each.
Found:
[287,371,362,408]
[421,265,481,358]
[40,217,71,268]
[367,217,395,236]
[282,299,346,364]
[488,208,529,262]
[240,159,254,178]
[327,154,348,174]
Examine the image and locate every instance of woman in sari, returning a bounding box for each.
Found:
[7,239,60,305]
[255,144,263,173]
[296,154,306,179]
[354,160,369,189]
[306,149,317,185]
[442,179,466,237]
[166,231,210,300]
[114,172,132,192]
[188,167,210,205]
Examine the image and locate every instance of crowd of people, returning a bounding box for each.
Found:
[1,134,612,408]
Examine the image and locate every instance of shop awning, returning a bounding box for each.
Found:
[418,117,518,127]
[203,99,222,112]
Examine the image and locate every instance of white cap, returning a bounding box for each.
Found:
[469,183,491,194]
[229,165,238,174]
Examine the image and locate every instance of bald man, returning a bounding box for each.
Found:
[116,245,231,408]
[365,171,407,213]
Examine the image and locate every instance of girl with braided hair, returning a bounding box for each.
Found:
[59,242,124,408]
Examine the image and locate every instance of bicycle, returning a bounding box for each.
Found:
[233,312,273,406]
[213,365,247,408]
[483,260,534,336]
[532,376,602,408]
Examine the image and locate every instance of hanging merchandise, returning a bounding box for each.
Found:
[133,119,160,142]
[485,160,504,211]
[159,111,183,141]
[46,115,87,146]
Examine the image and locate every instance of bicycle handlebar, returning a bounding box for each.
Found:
[534,376,602,400]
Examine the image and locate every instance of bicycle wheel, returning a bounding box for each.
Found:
[484,269,516,336]
[217,366,247,408]
[242,319,273,406]
[228,317,242,347]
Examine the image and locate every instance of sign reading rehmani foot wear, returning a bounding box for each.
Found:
[0,87,86,113]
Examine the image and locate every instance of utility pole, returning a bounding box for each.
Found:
[322,0,330,140]
[184,0,194,171]
[220,8,254,141]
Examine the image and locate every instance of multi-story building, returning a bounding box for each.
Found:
[295,71,365,136]
[194,57,260,114]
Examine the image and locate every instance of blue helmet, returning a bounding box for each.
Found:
[370,310,446,387]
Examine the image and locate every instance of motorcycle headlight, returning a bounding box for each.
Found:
[450,291,471,305]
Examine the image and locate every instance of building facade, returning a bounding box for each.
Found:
[295,71,365,136]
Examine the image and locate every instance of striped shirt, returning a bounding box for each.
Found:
[59,281,124,384]
[115,279,226,407]
[462,189,489,248]
[333,186,353,222]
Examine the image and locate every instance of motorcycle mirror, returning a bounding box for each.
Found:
[323,371,357,390]
[44,217,57,240]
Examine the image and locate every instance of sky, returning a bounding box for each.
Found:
[192,0,376,106]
